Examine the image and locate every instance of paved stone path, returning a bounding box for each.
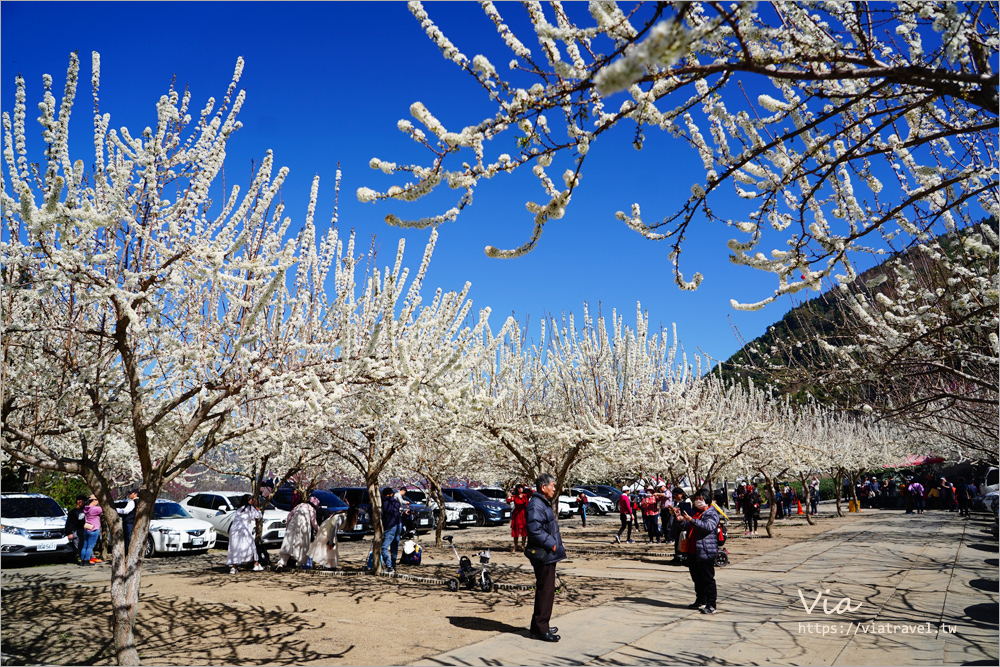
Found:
[413,511,999,666]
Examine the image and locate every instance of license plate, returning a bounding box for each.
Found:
[37,543,56,551]
[191,537,205,546]
[277,530,285,538]
[419,519,430,526]
[354,524,363,531]
[503,512,510,518]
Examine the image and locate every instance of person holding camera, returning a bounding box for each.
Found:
[671,490,721,614]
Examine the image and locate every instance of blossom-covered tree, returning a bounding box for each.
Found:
[361,1,996,310]
[2,54,361,665]
[296,230,501,573]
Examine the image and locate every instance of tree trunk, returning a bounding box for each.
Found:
[848,471,861,512]
[760,471,777,537]
[429,479,445,548]
[109,515,145,665]
[797,473,815,525]
[834,469,844,517]
[366,476,385,573]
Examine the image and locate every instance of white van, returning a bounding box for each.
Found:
[983,467,998,495]
[1,493,74,561]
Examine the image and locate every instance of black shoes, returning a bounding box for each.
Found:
[687,601,704,609]
[530,630,561,642]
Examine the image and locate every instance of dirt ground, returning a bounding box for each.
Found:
[1,510,867,665]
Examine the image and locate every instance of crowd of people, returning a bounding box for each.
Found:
[839,474,979,516]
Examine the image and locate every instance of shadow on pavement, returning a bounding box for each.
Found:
[447,616,525,635]
[966,543,999,553]
[962,602,1000,631]
[968,578,999,593]
[612,596,690,609]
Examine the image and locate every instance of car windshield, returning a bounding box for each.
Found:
[1,497,65,518]
[453,489,490,502]
[403,490,427,503]
[575,489,597,497]
[310,490,349,510]
[477,489,505,499]
[154,502,192,520]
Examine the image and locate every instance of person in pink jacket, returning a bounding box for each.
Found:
[81,495,103,565]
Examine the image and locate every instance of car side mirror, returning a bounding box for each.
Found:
[217,505,228,512]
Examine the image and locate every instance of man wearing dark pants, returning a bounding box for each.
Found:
[525,473,565,642]
[672,490,721,614]
[116,489,138,554]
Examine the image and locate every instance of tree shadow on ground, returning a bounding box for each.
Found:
[963,602,1000,631]
[968,578,999,593]
[967,543,999,553]
[0,583,353,665]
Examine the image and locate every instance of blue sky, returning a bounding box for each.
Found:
[2,1,848,363]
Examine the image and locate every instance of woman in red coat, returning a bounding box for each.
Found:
[507,484,531,552]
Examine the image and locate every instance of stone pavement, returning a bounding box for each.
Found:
[413,511,999,666]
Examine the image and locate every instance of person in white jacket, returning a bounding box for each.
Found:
[277,496,319,569]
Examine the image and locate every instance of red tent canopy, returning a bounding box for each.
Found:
[884,454,946,469]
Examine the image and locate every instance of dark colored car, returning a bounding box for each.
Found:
[403,489,477,528]
[269,488,371,540]
[579,485,624,511]
[330,487,435,534]
[444,488,512,526]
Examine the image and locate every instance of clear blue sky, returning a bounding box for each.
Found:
[2,1,840,363]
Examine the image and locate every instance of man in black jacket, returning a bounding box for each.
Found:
[116,489,139,553]
[65,494,88,564]
[525,473,565,642]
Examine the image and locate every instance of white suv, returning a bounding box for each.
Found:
[180,491,288,545]
[1,493,74,561]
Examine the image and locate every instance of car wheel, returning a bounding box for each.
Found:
[144,536,155,558]
[480,571,493,593]
[474,511,486,527]
[446,578,459,592]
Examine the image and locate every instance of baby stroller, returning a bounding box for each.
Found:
[716,520,729,566]
[443,535,494,592]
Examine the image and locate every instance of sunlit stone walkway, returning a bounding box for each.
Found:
[414,511,999,666]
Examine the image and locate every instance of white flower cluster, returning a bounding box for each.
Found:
[357,1,995,314]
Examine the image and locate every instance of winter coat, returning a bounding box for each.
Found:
[682,505,720,561]
[525,493,564,565]
[381,496,401,531]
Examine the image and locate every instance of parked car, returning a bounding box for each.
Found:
[1,493,74,562]
[115,499,216,558]
[444,488,512,526]
[403,489,477,528]
[179,491,288,546]
[557,495,579,518]
[473,487,509,502]
[268,488,371,539]
[579,485,624,511]
[570,487,614,515]
[330,487,435,534]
